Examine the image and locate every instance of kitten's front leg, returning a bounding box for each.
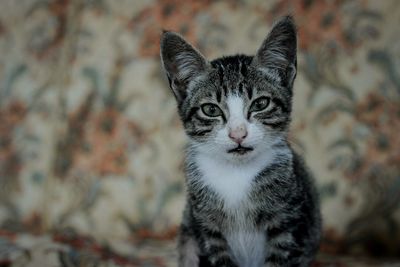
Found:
[200,230,238,267]
[264,221,312,267]
[178,224,200,267]
[179,225,238,267]
[178,232,199,266]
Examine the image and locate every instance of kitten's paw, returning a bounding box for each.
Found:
[179,238,199,267]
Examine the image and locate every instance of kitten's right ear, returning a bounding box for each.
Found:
[252,16,297,88]
[160,31,209,103]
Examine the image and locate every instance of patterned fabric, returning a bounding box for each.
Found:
[0,0,400,265]
[0,231,397,267]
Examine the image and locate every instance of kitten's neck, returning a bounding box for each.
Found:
[189,141,292,209]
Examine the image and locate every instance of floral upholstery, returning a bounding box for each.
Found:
[0,0,400,266]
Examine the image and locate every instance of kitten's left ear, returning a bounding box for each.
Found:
[253,16,297,88]
[160,31,209,103]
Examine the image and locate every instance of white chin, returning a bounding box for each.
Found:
[195,143,259,163]
[225,150,257,163]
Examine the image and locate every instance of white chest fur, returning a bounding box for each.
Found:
[195,151,275,209]
[194,153,275,267]
[226,227,266,267]
[196,157,255,208]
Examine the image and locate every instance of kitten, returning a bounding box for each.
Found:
[160,16,321,267]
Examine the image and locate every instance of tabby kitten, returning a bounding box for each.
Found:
[160,16,321,267]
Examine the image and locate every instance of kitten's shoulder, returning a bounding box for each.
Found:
[291,149,313,181]
[291,148,320,208]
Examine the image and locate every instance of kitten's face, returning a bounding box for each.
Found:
[180,57,292,163]
[161,16,297,163]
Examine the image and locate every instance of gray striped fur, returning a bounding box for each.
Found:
[161,16,321,267]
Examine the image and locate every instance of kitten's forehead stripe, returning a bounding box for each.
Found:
[222,84,228,97]
[216,88,222,103]
[240,60,248,77]
[211,55,253,97]
[246,85,253,100]
[238,82,244,95]
[217,64,224,86]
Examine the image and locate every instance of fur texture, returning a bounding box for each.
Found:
[160,16,321,267]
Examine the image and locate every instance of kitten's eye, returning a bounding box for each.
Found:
[249,97,270,112]
[201,103,223,117]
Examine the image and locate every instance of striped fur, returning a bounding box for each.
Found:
[161,16,321,267]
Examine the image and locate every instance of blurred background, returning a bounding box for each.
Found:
[0,0,399,266]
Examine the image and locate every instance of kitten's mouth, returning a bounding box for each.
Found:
[227,145,254,155]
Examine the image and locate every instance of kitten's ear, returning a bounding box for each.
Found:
[160,31,209,102]
[253,16,297,88]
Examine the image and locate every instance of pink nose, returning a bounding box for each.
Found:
[229,125,248,144]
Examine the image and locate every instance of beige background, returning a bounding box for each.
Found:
[0,0,400,264]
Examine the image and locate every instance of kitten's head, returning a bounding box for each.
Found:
[160,16,297,163]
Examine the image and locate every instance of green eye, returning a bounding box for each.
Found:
[250,97,270,112]
[201,103,223,117]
